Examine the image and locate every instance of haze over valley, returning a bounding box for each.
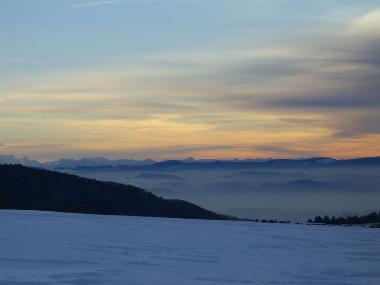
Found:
[3,155,379,221]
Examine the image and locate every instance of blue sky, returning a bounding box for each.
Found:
[2,0,377,75]
[1,0,380,160]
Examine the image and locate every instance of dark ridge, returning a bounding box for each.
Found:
[59,156,380,172]
[0,164,231,220]
[134,173,185,181]
[282,179,333,189]
[328,157,380,167]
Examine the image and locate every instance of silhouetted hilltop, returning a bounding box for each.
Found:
[0,165,229,220]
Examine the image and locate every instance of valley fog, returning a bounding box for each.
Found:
[66,166,380,222]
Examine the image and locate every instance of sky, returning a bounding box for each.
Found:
[0,0,380,160]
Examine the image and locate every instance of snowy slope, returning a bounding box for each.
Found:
[1,210,379,285]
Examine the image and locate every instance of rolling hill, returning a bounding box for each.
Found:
[0,165,228,220]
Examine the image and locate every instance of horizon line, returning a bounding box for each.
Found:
[1,154,380,164]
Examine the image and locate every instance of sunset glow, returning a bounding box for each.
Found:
[1,0,380,160]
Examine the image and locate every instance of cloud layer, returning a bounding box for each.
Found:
[1,7,380,159]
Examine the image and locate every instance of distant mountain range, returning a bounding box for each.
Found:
[1,155,379,171]
[0,165,228,220]
[0,155,156,169]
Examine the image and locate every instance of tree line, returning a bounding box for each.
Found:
[308,211,380,225]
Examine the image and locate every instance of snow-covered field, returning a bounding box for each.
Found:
[1,210,379,285]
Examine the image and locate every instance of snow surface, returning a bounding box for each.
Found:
[1,210,379,285]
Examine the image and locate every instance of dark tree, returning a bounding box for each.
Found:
[308,212,380,225]
[313,216,323,223]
